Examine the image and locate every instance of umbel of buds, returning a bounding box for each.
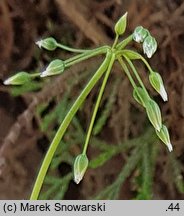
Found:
[133,26,149,43]
[149,72,168,102]
[156,124,173,152]
[145,99,162,131]
[114,12,128,36]
[41,59,65,77]
[36,37,58,51]
[143,35,157,58]
[4,72,32,85]
[73,154,89,184]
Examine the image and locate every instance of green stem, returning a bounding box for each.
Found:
[112,35,119,49]
[139,55,154,74]
[30,51,111,200]
[116,49,154,74]
[82,53,115,155]
[65,46,109,67]
[116,35,133,50]
[117,56,137,89]
[56,43,91,53]
[123,55,149,95]
[30,73,40,78]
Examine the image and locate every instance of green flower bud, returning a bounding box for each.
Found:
[124,50,141,60]
[133,26,149,43]
[133,87,150,107]
[149,72,168,101]
[114,12,128,36]
[73,154,88,184]
[156,124,173,152]
[143,35,157,58]
[41,59,65,77]
[4,72,32,85]
[145,99,162,131]
[36,37,57,51]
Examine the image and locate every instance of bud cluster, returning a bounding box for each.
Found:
[133,26,157,58]
[133,86,172,151]
[3,13,174,194]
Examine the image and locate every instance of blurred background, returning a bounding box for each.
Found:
[0,0,184,199]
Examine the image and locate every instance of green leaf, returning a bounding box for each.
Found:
[89,150,115,169]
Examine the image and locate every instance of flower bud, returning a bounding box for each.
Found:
[36,37,57,51]
[41,59,65,77]
[149,72,168,102]
[133,26,149,43]
[156,124,173,152]
[4,72,31,85]
[114,12,128,36]
[73,154,88,184]
[133,87,150,107]
[145,99,162,131]
[143,35,157,58]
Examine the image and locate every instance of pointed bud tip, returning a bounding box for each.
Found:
[74,176,82,184]
[3,79,10,85]
[124,11,128,17]
[167,143,173,152]
[160,85,168,102]
[40,70,48,77]
[35,40,42,48]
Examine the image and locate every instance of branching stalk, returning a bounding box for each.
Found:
[82,53,115,155]
[30,52,111,200]
[123,55,150,96]
[117,56,137,89]
[65,46,110,67]
[56,43,92,53]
